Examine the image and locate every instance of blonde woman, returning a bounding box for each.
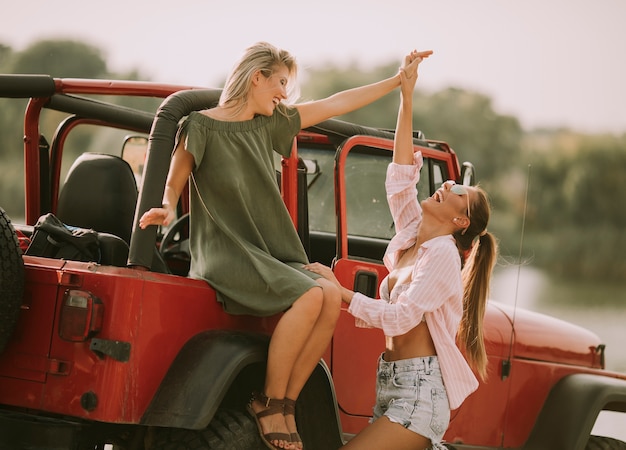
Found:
[140,42,433,450]
[306,51,497,450]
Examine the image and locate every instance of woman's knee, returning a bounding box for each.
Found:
[294,286,324,315]
[317,278,340,297]
[318,279,342,314]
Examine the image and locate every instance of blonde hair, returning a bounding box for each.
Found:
[220,42,299,117]
[453,187,498,380]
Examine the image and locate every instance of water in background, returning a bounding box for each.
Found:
[491,265,626,441]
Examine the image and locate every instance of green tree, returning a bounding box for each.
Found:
[301,62,401,129]
[0,44,12,72]
[10,39,107,78]
[2,39,110,157]
[301,64,524,188]
[0,39,111,218]
[413,87,523,184]
[521,132,626,281]
[566,136,626,227]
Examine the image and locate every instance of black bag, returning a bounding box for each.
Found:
[26,213,101,263]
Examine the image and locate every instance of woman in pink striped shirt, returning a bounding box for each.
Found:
[306,51,498,450]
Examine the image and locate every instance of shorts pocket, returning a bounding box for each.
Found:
[392,371,418,388]
[391,371,419,404]
[429,387,450,438]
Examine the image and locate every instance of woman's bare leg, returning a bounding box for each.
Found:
[285,279,340,397]
[283,279,341,448]
[342,416,432,450]
[250,286,325,449]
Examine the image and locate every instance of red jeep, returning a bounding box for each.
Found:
[0,75,625,450]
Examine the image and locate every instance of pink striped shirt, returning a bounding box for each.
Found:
[348,153,478,409]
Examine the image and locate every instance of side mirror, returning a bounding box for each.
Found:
[301,158,321,188]
[460,161,476,186]
[121,135,148,187]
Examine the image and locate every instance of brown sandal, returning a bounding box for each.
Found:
[284,398,303,450]
[246,392,292,450]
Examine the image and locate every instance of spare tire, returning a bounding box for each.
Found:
[0,208,24,353]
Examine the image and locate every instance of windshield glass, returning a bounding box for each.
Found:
[299,145,445,240]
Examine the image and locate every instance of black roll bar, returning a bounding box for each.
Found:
[127,89,222,268]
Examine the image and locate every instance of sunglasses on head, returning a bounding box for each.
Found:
[445,181,471,227]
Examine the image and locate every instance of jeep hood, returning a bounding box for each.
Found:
[491,302,604,369]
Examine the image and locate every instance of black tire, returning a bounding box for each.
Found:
[0,208,24,353]
[150,409,263,450]
[587,435,626,450]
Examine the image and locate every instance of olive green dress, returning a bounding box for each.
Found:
[180,107,320,316]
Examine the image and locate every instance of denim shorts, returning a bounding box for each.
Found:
[372,354,450,444]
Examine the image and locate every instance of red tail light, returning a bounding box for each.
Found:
[59,290,103,342]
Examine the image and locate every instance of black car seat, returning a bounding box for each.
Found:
[56,153,138,266]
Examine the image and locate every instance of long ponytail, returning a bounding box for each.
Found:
[454,187,498,380]
[458,231,497,380]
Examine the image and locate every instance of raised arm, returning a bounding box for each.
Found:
[393,50,427,165]
[295,50,432,129]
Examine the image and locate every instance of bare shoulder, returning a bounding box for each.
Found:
[198,108,219,119]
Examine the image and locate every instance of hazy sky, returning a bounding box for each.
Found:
[2,0,625,133]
